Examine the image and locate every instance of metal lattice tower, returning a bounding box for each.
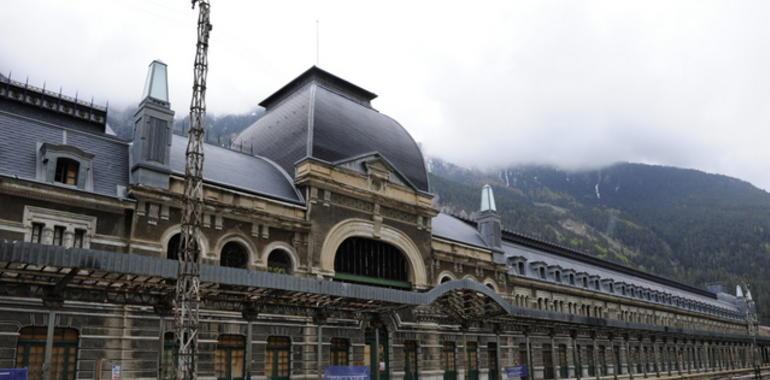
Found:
[175,1,211,379]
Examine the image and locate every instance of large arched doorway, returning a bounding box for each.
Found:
[220,241,249,269]
[334,237,410,289]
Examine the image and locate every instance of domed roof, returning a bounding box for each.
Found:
[234,67,430,193]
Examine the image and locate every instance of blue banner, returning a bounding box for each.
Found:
[504,365,528,379]
[323,366,370,380]
[0,369,29,380]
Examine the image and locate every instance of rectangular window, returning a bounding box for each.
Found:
[558,344,568,378]
[555,272,561,282]
[54,158,79,186]
[16,327,78,380]
[518,262,525,275]
[586,346,595,376]
[539,268,546,279]
[443,341,457,380]
[161,332,177,380]
[542,344,554,380]
[73,229,85,248]
[518,343,529,380]
[215,335,245,380]
[331,338,350,366]
[466,342,479,380]
[266,336,290,380]
[53,226,65,246]
[31,223,44,243]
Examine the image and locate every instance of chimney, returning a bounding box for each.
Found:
[477,184,502,249]
[131,60,174,188]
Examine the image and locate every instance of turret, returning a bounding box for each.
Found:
[131,60,174,188]
[478,184,502,250]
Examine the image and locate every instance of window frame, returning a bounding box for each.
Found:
[331,338,350,366]
[266,336,291,380]
[215,334,246,380]
[16,327,79,380]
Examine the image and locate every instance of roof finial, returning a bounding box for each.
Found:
[315,19,320,66]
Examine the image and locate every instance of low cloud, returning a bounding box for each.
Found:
[3,1,770,189]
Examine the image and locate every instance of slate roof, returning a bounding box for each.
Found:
[501,241,739,311]
[0,109,129,198]
[432,212,741,313]
[432,213,489,249]
[168,134,304,205]
[234,66,430,193]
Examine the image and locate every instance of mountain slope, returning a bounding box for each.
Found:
[429,159,770,322]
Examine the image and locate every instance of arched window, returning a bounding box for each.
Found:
[54,157,79,185]
[215,335,246,380]
[267,249,293,274]
[334,237,409,288]
[167,234,200,261]
[221,241,249,269]
[439,276,453,284]
[16,327,78,380]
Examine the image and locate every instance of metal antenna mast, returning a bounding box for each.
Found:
[175,0,211,379]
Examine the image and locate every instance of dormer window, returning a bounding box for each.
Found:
[569,274,575,285]
[539,267,546,279]
[38,143,94,191]
[518,262,525,275]
[54,158,80,185]
[555,271,561,283]
[583,277,588,288]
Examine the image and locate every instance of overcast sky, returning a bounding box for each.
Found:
[4,1,770,189]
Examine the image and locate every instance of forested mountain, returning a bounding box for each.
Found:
[429,159,770,322]
[106,105,264,147]
[106,106,770,322]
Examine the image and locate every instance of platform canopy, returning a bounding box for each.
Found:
[0,240,761,342]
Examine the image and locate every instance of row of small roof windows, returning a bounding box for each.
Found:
[508,257,742,321]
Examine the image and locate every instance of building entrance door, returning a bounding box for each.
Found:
[365,329,389,380]
[488,343,499,380]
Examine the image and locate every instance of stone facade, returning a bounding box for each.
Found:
[0,64,769,380]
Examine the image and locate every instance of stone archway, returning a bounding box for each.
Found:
[320,218,429,289]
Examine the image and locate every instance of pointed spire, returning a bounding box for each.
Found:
[736,285,744,298]
[142,60,170,104]
[480,184,497,212]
